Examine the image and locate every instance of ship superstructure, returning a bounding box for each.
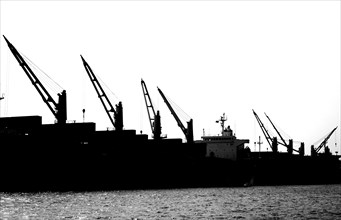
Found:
[196,113,249,161]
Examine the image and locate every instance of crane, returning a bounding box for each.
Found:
[3,35,67,124]
[252,109,275,151]
[312,126,338,156]
[264,113,299,154]
[141,79,162,140]
[81,55,123,131]
[157,87,193,144]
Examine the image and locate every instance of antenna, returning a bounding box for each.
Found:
[82,109,85,123]
[257,136,263,158]
[216,113,227,135]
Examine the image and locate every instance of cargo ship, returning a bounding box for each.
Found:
[1,36,340,192]
[0,36,247,192]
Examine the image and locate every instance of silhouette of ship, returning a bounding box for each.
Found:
[1,36,340,192]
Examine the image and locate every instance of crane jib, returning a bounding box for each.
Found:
[3,35,67,124]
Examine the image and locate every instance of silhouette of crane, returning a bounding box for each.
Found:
[3,35,67,124]
[158,87,193,144]
[264,113,299,154]
[311,126,338,156]
[81,55,123,131]
[252,109,276,152]
[141,79,162,140]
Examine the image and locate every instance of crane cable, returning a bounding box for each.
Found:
[163,92,191,123]
[95,73,120,104]
[267,116,292,141]
[312,129,334,147]
[20,51,63,95]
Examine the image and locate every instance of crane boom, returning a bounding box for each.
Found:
[158,87,193,143]
[81,55,123,131]
[315,126,338,153]
[264,113,299,153]
[264,113,288,146]
[3,35,67,124]
[141,79,161,140]
[252,109,273,149]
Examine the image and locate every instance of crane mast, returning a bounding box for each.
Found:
[3,35,67,124]
[81,55,123,131]
[158,87,193,144]
[141,79,161,140]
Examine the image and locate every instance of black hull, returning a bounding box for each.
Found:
[248,154,341,186]
[2,151,340,192]
[1,117,340,192]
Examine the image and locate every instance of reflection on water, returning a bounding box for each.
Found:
[1,185,341,219]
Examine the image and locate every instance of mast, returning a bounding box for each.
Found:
[215,113,227,135]
[141,79,161,140]
[158,87,193,143]
[3,35,67,124]
[81,55,123,131]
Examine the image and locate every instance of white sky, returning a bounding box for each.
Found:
[0,1,340,155]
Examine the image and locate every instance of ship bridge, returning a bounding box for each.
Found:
[196,114,249,161]
[202,125,235,142]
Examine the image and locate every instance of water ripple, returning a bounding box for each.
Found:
[1,185,340,219]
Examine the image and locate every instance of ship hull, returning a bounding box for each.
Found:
[1,116,340,192]
[246,152,341,186]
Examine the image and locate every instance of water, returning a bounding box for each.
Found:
[1,185,341,219]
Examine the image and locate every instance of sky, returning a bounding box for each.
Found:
[0,0,340,155]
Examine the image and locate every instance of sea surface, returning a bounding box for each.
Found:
[1,184,340,219]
